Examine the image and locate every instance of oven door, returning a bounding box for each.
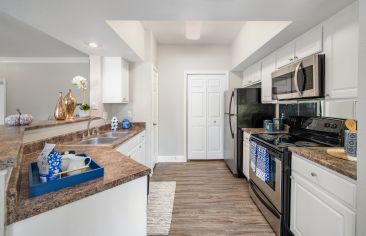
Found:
[272,54,323,100]
[249,142,282,212]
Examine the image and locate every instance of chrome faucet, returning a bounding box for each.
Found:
[84,117,107,139]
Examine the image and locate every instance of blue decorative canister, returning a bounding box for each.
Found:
[122,119,131,129]
[344,130,357,157]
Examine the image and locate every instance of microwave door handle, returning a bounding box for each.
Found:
[294,62,302,96]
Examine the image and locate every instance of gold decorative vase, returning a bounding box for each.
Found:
[54,92,67,120]
[64,89,76,120]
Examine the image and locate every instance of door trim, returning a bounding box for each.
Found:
[184,71,229,161]
[151,66,159,169]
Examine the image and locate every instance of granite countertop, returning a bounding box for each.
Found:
[0,126,24,170]
[6,123,150,225]
[65,124,145,149]
[242,128,288,135]
[0,117,100,170]
[24,117,99,131]
[289,147,357,180]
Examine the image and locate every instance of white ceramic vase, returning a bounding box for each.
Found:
[79,110,90,118]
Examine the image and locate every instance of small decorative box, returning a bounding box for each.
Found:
[28,158,104,198]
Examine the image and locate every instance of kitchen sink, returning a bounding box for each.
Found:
[99,131,129,138]
[77,137,118,145]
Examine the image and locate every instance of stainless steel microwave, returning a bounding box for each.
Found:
[271,53,325,100]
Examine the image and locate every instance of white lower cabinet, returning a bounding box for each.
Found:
[116,131,146,166]
[242,132,250,180]
[290,154,356,236]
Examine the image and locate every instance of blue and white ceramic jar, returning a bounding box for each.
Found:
[111,116,119,131]
[344,130,357,157]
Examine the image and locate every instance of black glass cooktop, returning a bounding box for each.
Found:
[251,133,328,152]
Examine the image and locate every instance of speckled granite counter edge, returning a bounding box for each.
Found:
[0,126,24,170]
[289,147,357,180]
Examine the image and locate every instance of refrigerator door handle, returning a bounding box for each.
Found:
[228,91,234,138]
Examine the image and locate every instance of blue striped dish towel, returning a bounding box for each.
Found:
[255,145,270,182]
[250,141,257,171]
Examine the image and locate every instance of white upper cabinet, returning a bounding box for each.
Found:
[261,53,276,103]
[102,57,129,103]
[323,3,358,99]
[276,25,323,69]
[295,25,323,60]
[276,42,295,68]
[242,61,261,87]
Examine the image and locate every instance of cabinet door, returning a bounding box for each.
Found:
[276,42,295,68]
[121,59,129,103]
[261,53,276,103]
[243,141,250,180]
[251,62,262,84]
[242,67,251,87]
[128,146,140,163]
[323,3,358,99]
[291,173,356,236]
[102,57,129,103]
[295,25,323,60]
[139,141,146,166]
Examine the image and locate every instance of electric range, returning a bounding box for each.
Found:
[248,116,346,236]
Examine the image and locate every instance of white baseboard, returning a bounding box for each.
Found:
[157,156,186,163]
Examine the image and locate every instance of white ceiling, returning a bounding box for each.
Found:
[0,12,86,57]
[141,21,246,44]
[0,0,356,60]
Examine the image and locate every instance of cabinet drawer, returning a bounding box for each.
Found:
[115,135,140,155]
[292,154,356,209]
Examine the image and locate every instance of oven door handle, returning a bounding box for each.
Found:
[294,61,303,96]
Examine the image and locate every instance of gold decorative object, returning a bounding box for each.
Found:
[54,92,67,120]
[64,89,76,120]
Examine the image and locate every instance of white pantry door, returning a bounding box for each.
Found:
[188,74,225,160]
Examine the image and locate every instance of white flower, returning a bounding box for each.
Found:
[72,76,88,90]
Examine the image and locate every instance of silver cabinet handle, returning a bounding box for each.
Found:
[289,58,293,61]
[213,121,217,123]
[153,123,157,126]
[311,172,317,177]
[325,93,330,97]
[294,56,298,59]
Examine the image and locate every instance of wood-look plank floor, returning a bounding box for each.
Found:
[151,160,275,236]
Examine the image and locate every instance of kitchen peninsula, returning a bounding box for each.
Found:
[0,118,150,236]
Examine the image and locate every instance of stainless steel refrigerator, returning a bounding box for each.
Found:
[224,88,276,176]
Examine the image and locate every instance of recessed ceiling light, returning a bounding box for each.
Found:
[185,21,202,40]
[86,42,101,48]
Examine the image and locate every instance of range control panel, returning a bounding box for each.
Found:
[288,116,346,134]
[303,117,345,133]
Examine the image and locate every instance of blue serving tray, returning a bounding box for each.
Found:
[28,158,104,198]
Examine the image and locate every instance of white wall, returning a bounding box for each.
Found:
[357,0,366,235]
[103,30,158,168]
[0,61,89,121]
[231,21,290,69]
[106,21,145,61]
[157,45,231,157]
